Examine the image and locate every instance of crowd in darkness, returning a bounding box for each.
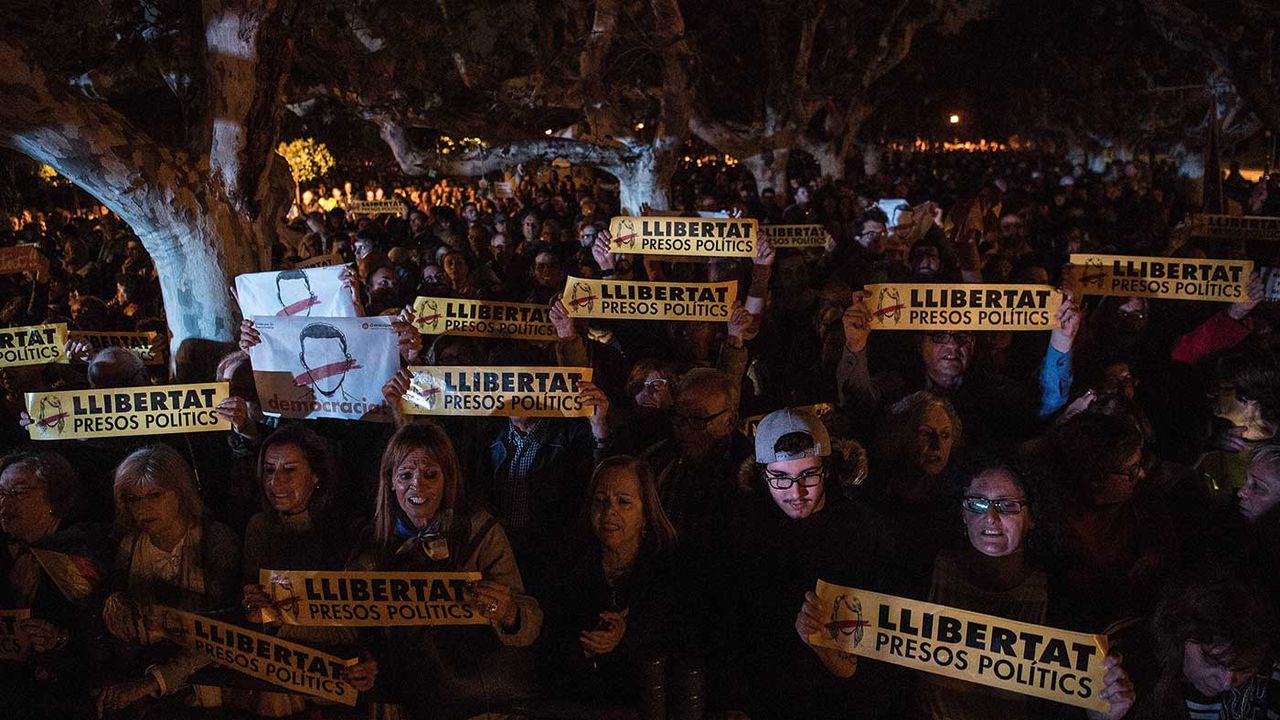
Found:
[3,149,1280,720]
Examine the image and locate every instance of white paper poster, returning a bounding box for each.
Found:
[249,316,398,422]
[235,265,357,319]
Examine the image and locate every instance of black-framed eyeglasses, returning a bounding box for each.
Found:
[672,407,730,430]
[962,496,1028,515]
[762,466,826,491]
[926,332,975,346]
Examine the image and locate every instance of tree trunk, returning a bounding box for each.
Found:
[613,141,677,214]
[862,142,884,177]
[739,148,791,195]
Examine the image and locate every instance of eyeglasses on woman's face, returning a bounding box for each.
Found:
[961,496,1028,515]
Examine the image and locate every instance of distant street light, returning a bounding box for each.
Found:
[949,114,961,125]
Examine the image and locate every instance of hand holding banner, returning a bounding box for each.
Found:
[262,570,487,627]
[0,323,66,368]
[562,277,736,322]
[402,366,593,418]
[808,581,1109,711]
[25,382,230,440]
[1068,253,1251,302]
[607,216,758,257]
[864,284,1062,331]
[412,296,557,341]
[235,265,358,319]
[162,608,358,705]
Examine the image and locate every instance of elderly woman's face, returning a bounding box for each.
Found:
[911,403,954,477]
[0,464,55,543]
[590,468,645,552]
[962,469,1031,558]
[121,482,182,539]
[262,443,316,516]
[634,371,673,410]
[393,449,444,530]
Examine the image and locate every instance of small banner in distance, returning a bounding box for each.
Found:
[761,224,831,249]
[65,330,163,365]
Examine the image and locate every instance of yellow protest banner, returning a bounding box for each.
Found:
[808,581,1108,712]
[562,277,736,322]
[262,570,487,627]
[1190,214,1280,242]
[0,323,66,368]
[64,330,163,365]
[413,296,556,342]
[0,609,30,661]
[761,224,831,249]
[607,216,758,257]
[865,284,1062,331]
[0,245,47,276]
[163,608,358,705]
[402,366,593,418]
[346,199,404,216]
[1068,253,1251,302]
[741,403,834,436]
[25,382,230,441]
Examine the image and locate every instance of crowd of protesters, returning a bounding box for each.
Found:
[2,149,1280,720]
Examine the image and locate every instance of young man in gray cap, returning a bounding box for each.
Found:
[705,406,897,719]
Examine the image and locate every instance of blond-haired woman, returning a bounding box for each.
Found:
[97,444,240,716]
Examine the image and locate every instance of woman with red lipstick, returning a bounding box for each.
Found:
[238,424,373,715]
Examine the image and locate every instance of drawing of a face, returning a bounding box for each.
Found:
[275,269,317,316]
[1084,258,1105,288]
[569,281,595,313]
[408,370,442,410]
[829,594,866,647]
[877,287,902,325]
[418,299,441,331]
[297,323,352,397]
[35,396,65,435]
[614,219,636,248]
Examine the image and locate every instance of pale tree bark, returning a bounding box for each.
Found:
[0,0,296,379]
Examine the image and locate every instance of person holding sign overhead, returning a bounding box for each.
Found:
[348,422,542,720]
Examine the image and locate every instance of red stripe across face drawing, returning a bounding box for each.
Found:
[613,233,636,244]
[1080,272,1107,284]
[873,304,905,318]
[38,412,68,427]
[277,294,321,316]
[293,358,361,386]
[419,314,442,324]
[825,619,871,632]
[569,295,597,307]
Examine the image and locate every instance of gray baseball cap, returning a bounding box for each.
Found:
[755,407,831,464]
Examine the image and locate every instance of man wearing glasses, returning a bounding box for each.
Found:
[707,407,890,719]
[640,368,752,555]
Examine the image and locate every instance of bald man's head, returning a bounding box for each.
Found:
[88,347,147,388]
